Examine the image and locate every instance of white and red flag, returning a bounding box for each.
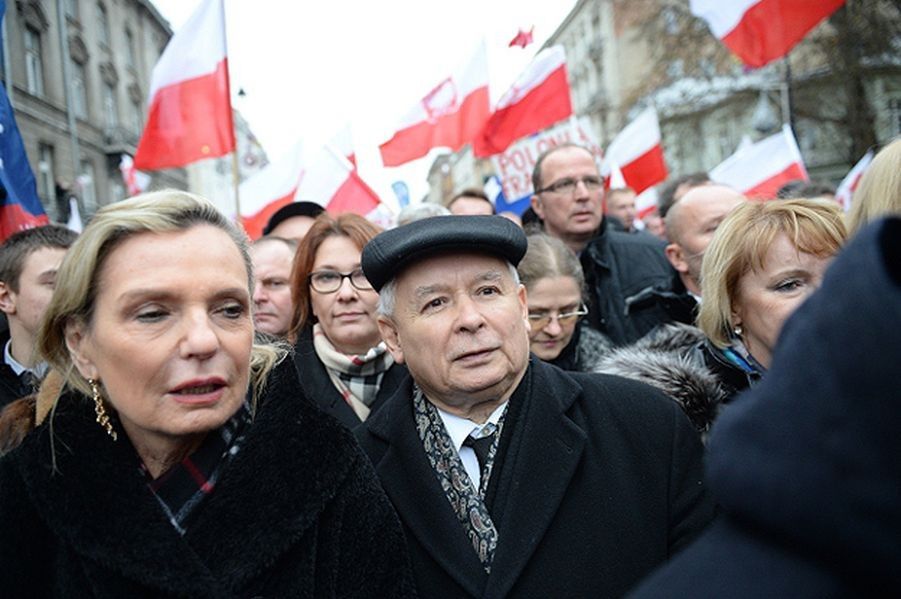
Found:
[508,27,534,49]
[601,107,668,197]
[690,0,845,68]
[134,0,234,170]
[240,142,381,240]
[379,42,490,167]
[473,45,572,158]
[119,154,151,197]
[329,124,357,169]
[834,150,874,212]
[710,124,808,198]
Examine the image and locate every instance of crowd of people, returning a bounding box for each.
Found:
[0,136,898,596]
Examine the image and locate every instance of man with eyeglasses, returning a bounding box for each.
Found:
[531,144,695,345]
[355,215,714,599]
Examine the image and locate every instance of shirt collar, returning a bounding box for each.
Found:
[435,401,508,452]
[4,339,47,378]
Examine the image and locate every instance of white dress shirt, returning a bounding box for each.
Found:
[435,402,507,490]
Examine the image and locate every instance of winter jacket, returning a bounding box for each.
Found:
[546,322,614,372]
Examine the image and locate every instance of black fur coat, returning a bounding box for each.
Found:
[0,358,416,597]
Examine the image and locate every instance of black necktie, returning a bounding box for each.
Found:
[463,433,495,475]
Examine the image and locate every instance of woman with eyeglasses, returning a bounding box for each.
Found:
[287,213,407,428]
[517,233,613,371]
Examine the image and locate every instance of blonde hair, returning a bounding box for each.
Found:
[846,138,901,235]
[38,190,285,410]
[697,198,847,347]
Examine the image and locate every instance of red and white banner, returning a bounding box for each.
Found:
[473,45,572,158]
[134,0,234,170]
[710,124,808,198]
[834,150,874,212]
[490,117,602,202]
[690,0,845,68]
[601,107,668,196]
[379,42,490,166]
[119,154,151,197]
[240,142,381,240]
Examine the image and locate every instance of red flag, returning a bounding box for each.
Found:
[710,124,808,198]
[240,142,380,240]
[690,0,845,68]
[134,0,234,170]
[472,46,572,158]
[834,150,874,212]
[601,107,668,196]
[508,27,534,49]
[379,42,490,167]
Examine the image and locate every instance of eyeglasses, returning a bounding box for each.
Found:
[536,176,603,195]
[527,304,588,330]
[308,268,373,293]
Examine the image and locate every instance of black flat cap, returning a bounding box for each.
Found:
[362,215,527,292]
[262,201,325,235]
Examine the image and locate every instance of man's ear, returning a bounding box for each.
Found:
[65,319,99,380]
[377,315,405,365]
[530,195,545,220]
[664,243,689,274]
[0,282,17,316]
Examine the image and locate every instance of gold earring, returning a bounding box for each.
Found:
[88,379,117,441]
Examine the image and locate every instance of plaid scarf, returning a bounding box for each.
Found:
[313,323,394,421]
[141,402,252,535]
[413,385,506,572]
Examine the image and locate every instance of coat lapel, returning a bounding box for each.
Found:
[483,361,587,598]
[365,380,488,597]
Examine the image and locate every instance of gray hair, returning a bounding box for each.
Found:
[377,261,520,318]
[396,203,451,226]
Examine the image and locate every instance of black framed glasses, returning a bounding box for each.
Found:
[536,176,603,195]
[527,304,588,330]
[308,268,373,293]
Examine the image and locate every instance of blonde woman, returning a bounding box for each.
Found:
[0,191,413,596]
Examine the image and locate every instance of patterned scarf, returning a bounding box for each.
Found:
[413,385,506,572]
[312,323,394,421]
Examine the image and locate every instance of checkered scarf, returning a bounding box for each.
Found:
[141,402,252,535]
[312,323,394,421]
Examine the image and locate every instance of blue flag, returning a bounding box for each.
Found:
[0,83,49,241]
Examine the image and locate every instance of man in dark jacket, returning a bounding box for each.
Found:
[530,144,694,345]
[629,218,901,597]
[358,215,714,599]
[0,225,76,407]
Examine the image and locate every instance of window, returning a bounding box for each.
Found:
[71,60,88,118]
[66,0,79,20]
[97,3,110,47]
[889,97,901,138]
[24,26,45,96]
[103,82,118,127]
[79,160,97,211]
[125,28,136,68]
[38,144,55,202]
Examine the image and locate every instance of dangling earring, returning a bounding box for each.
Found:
[89,379,117,441]
[733,324,743,337]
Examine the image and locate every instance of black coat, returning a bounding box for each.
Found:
[0,358,416,597]
[581,225,696,345]
[293,326,408,428]
[628,218,901,597]
[0,330,33,409]
[356,358,715,598]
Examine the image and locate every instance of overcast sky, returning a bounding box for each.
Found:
[152,0,577,208]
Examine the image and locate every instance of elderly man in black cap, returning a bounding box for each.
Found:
[357,215,714,599]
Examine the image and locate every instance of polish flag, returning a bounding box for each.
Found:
[472,45,572,158]
[119,154,151,197]
[240,143,381,240]
[329,125,357,169]
[508,27,534,49]
[379,42,490,166]
[601,107,668,196]
[834,150,874,212]
[690,0,845,68]
[710,124,808,198]
[239,142,305,239]
[134,0,234,170]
